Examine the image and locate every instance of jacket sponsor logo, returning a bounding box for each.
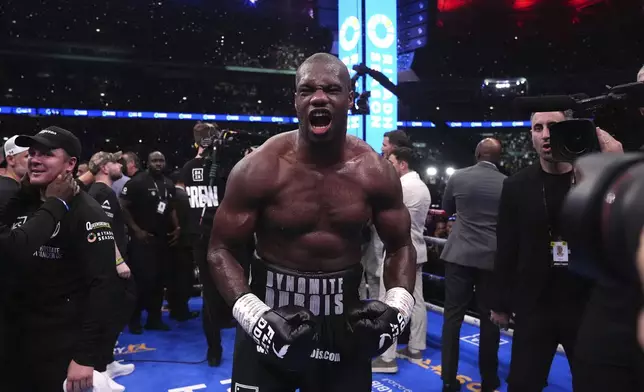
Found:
[86,221,111,231]
[33,245,62,259]
[12,216,27,229]
[50,222,60,238]
[192,168,204,182]
[121,186,128,195]
[87,230,114,243]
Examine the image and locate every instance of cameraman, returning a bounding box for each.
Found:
[177,122,228,367]
[572,68,644,390]
[491,110,621,391]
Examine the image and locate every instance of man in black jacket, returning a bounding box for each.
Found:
[87,151,137,385]
[491,112,622,391]
[2,126,116,392]
[0,172,78,383]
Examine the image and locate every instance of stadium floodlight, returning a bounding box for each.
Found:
[445,167,455,176]
[426,167,438,176]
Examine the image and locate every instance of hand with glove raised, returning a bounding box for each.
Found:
[347,287,415,358]
[233,293,318,371]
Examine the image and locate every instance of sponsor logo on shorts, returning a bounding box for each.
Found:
[310,348,341,362]
[264,270,344,316]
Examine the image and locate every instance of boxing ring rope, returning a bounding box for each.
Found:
[422,236,566,354]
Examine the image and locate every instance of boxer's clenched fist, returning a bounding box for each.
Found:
[233,293,318,371]
[347,287,414,358]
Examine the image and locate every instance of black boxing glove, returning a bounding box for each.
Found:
[232,293,318,371]
[347,287,415,358]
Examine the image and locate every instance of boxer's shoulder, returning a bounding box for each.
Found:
[345,142,399,196]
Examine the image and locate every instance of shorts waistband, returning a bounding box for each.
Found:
[250,257,362,316]
[251,256,363,279]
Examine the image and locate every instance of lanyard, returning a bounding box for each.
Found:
[150,177,168,200]
[541,172,575,240]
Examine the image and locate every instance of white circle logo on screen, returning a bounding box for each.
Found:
[339,16,361,52]
[367,14,395,49]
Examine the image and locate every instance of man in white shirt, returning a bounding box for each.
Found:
[373,146,432,373]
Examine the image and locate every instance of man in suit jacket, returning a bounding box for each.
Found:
[439,138,506,392]
[491,111,623,392]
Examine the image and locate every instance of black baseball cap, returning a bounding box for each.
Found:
[16,126,82,158]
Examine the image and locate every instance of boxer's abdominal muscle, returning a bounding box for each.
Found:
[256,158,372,272]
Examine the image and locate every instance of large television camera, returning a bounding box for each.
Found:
[200,129,269,181]
[515,82,644,161]
[562,153,644,287]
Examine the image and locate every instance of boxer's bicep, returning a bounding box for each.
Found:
[208,157,265,305]
[370,160,416,293]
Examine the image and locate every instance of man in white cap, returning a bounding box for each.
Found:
[0,135,29,206]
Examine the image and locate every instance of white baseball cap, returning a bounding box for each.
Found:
[4,135,29,157]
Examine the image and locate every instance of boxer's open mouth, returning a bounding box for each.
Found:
[309,109,332,135]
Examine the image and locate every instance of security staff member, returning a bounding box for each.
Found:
[120,151,179,333]
[492,113,622,391]
[2,126,116,392]
[87,151,137,383]
[177,122,228,366]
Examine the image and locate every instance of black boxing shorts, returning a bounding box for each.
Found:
[231,258,371,392]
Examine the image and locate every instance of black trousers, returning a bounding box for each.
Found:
[507,301,584,392]
[7,301,84,392]
[193,233,229,357]
[441,262,500,388]
[96,276,137,371]
[167,244,195,316]
[128,235,170,326]
[573,356,644,391]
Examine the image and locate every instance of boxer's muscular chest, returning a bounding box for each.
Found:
[262,162,371,237]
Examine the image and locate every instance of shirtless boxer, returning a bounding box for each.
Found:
[208,53,417,392]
